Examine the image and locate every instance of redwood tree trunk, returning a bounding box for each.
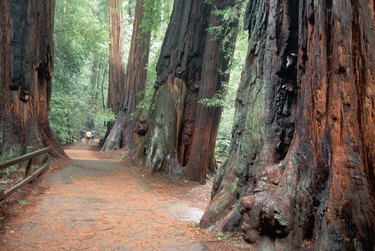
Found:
[185,0,240,183]
[201,0,375,250]
[137,0,238,184]
[0,0,66,158]
[101,0,151,151]
[137,0,210,179]
[102,0,126,144]
[107,0,125,114]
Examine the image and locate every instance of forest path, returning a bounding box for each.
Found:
[0,143,238,250]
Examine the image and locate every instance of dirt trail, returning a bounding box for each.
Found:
[0,143,241,250]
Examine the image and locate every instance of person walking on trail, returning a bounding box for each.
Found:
[80,129,86,142]
[91,130,97,143]
[85,130,92,144]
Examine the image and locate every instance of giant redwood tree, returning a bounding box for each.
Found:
[136,0,238,184]
[0,0,65,157]
[201,0,375,250]
[102,0,151,151]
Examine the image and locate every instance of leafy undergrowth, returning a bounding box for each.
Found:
[0,164,44,192]
[0,168,24,191]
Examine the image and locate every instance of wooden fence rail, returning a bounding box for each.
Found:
[0,147,51,201]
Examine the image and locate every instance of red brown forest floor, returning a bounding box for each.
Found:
[0,142,250,250]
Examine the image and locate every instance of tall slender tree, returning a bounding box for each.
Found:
[102,0,126,144]
[101,0,152,151]
[201,0,375,250]
[0,0,66,157]
[107,0,126,114]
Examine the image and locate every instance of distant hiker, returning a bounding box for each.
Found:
[91,130,97,143]
[80,129,87,142]
[85,130,92,144]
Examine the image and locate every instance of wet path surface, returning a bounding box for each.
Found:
[0,143,235,250]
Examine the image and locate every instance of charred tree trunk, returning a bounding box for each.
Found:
[201,0,375,250]
[101,0,151,151]
[0,0,66,158]
[185,0,240,183]
[137,0,239,184]
[136,0,210,179]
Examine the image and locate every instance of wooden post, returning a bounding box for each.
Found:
[24,146,33,178]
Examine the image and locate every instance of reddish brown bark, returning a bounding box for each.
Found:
[201,0,375,250]
[102,0,126,146]
[107,0,125,114]
[102,0,151,151]
[186,0,240,183]
[290,0,375,249]
[0,0,66,158]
